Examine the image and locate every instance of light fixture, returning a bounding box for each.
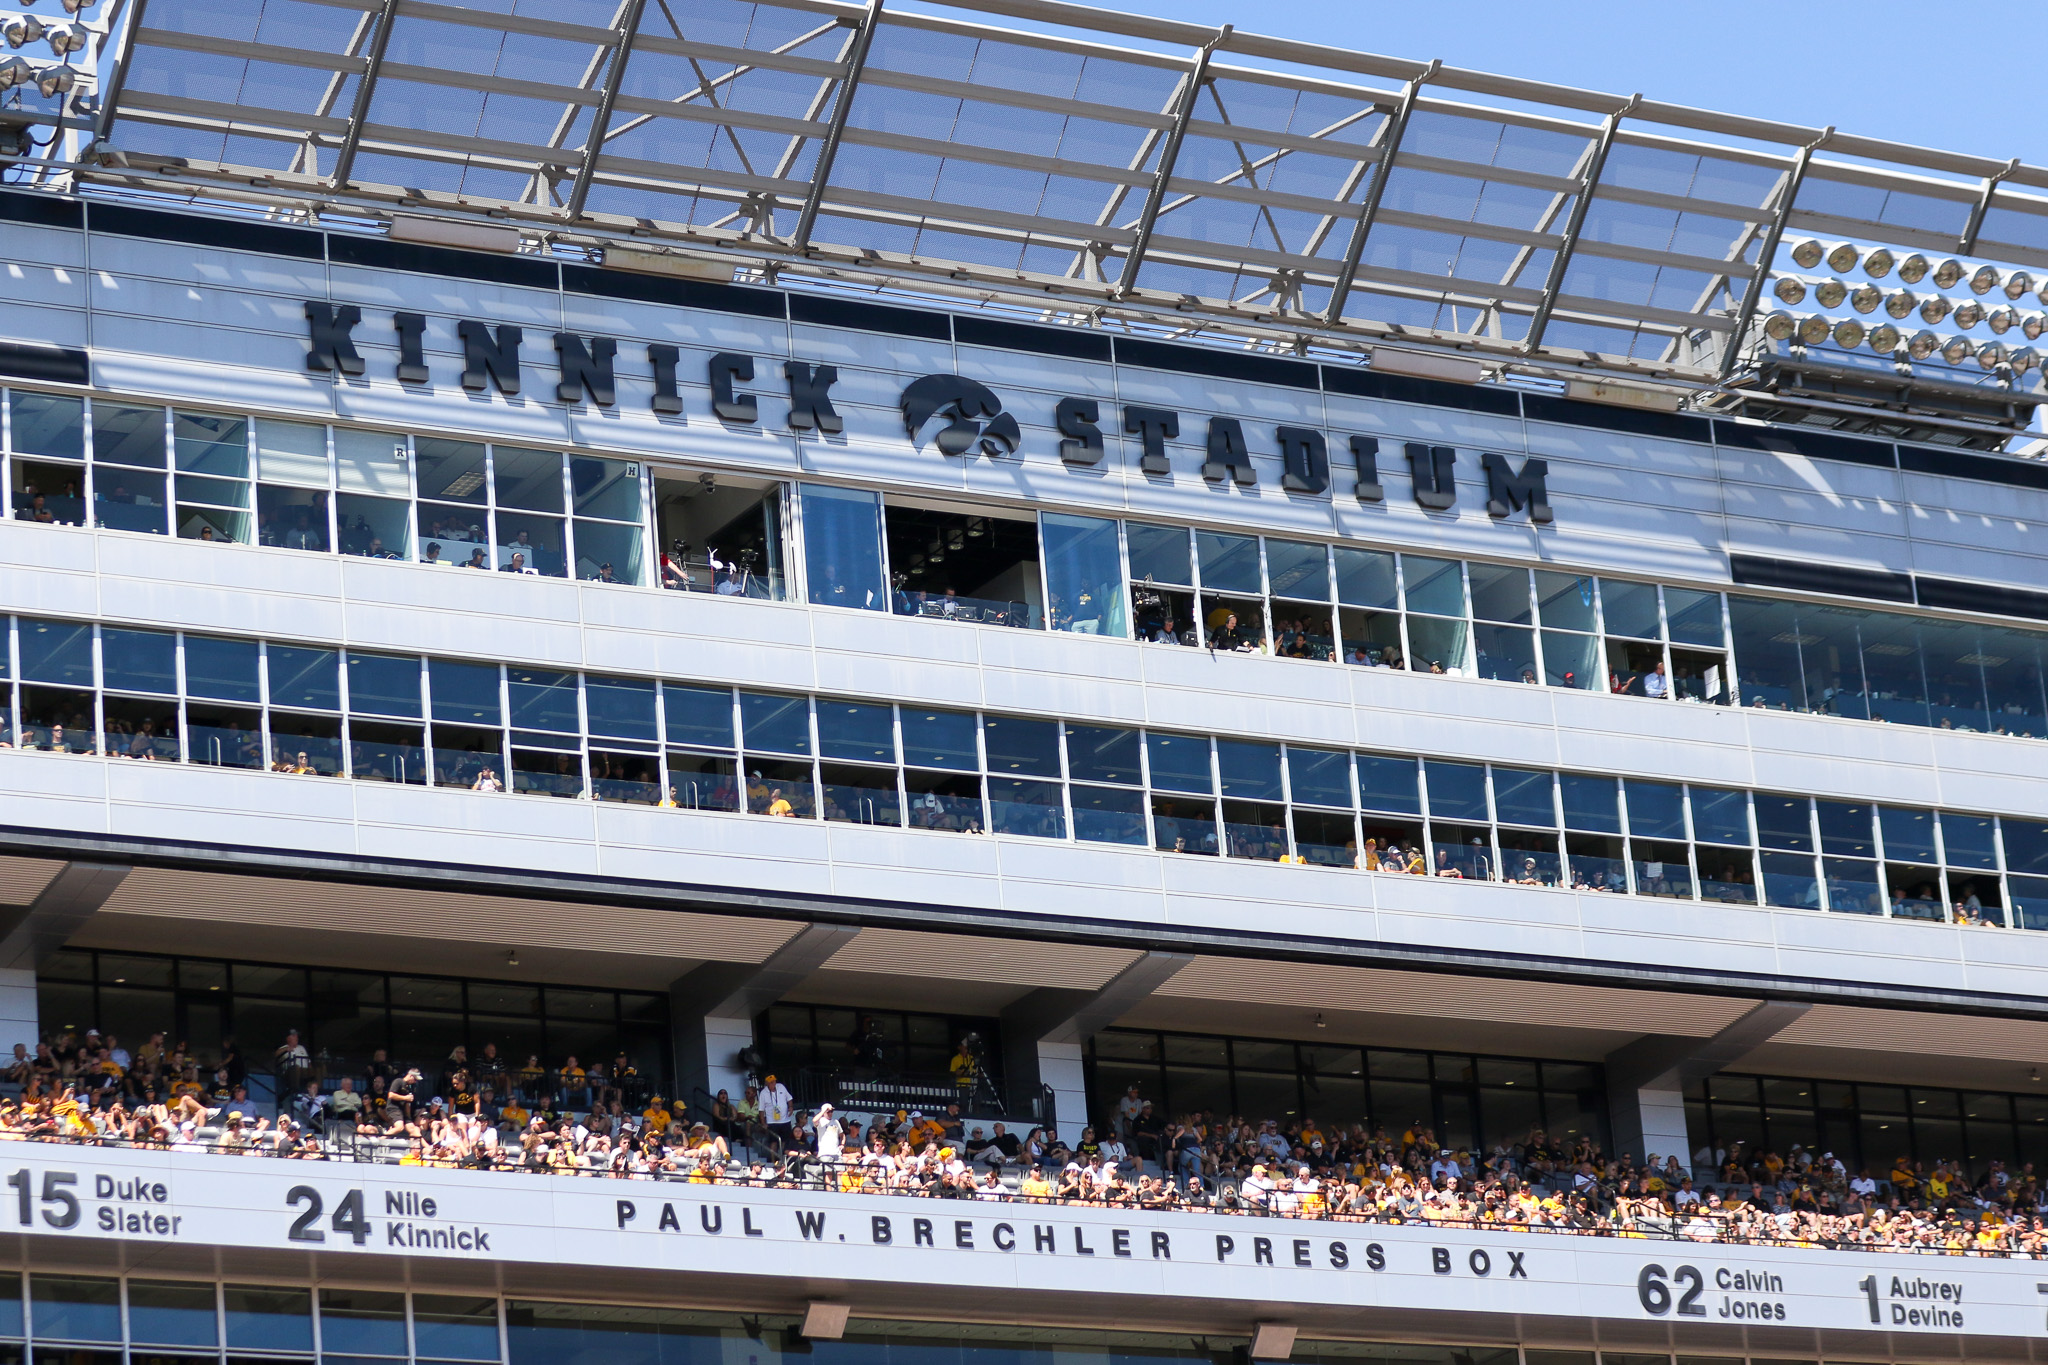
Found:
[1940,334,1976,365]
[1897,253,1931,284]
[1968,265,2001,296]
[1952,299,1985,329]
[1795,314,1831,345]
[2026,313,2048,341]
[1862,247,1896,278]
[1908,329,1942,360]
[1975,341,2007,370]
[507,949,520,967]
[0,52,28,87]
[2010,345,2040,372]
[1867,322,1902,353]
[1987,306,2018,335]
[41,20,81,55]
[1884,290,1917,319]
[1932,258,1966,289]
[1313,1012,1326,1029]
[1824,242,1859,274]
[1762,311,1798,341]
[1772,276,1807,305]
[1,12,41,46]
[2005,270,2035,301]
[34,62,72,96]
[1789,238,1825,269]
[1848,282,1881,314]
[1918,294,1952,324]
[1831,318,1866,349]
[1815,278,1848,308]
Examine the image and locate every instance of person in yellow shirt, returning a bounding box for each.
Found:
[1019,1165,1054,1202]
[642,1095,671,1129]
[499,1098,529,1131]
[767,788,794,817]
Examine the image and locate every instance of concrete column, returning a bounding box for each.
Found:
[1000,951,1192,1143]
[667,921,858,1105]
[1609,1085,1692,1173]
[0,861,130,1055]
[0,968,36,1057]
[1603,999,1811,1173]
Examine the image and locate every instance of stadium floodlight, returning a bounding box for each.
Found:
[1987,306,2018,335]
[34,61,74,96]
[1968,265,2001,296]
[1,12,41,46]
[2005,270,2035,301]
[1867,322,1902,353]
[1897,253,1931,284]
[0,53,29,88]
[2024,312,2047,341]
[1795,314,1832,345]
[1863,247,1896,278]
[1772,276,1807,305]
[1761,311,1798,341]
[1952,299,1985,329]
[1832,318,1867,349]
[1849,283,1882,314]
[1918,294,1952,324]
[1932,258,1966,289]
[1815,278,1848,309]
[1825,242,1860,274]
[1941,334,1976,365]
[1907,329,1942,360]
[1975,341,2008,370]
[1789,239,1825,269]
[41,21,81,55]
[2011,347,2042,375]
[1885,290,1917,319]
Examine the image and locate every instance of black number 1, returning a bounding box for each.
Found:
[1860,1275,1879,1324]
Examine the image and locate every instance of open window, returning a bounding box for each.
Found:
[655,466,786,598]
[885,500,1042,629]
[1126,522,1197,645]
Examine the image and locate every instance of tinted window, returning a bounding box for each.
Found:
[585,675,657,742]
[1879,806,1939,863]
[1215,740,1282,800]
[507,668,578,733]
[1689,786,1751,846]
[982,715,1060,779]
[816,699,895,764]
[899,708,976,770]
[1491,768,1554,827]
[1286,747,1352,808]
[101,628,176,695]
[1065,725,1141,785]
[266,646,340,710]
[346,653,420,718]
[1558,773,1619,833]
[1625,780,1686,840]
[739,692,811,756]
[663,684,732,749]
[430,659,500,725]
[1424,760,1487,822]
[1357,754,1420,815]
[1145,732,1212,794]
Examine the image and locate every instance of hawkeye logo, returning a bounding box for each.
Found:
[900,374,1020,458]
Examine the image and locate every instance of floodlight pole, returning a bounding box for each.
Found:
[563,0,650,221]
[1959,158,2020,256]
[1523,95,1636,354]
[1718,127,1827,382]
[1112,25,1226,301]
[1320,59,1436,328]
[329,0,402,190]
[790,0,882,252]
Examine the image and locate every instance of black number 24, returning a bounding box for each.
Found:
[285,1186,370,1245]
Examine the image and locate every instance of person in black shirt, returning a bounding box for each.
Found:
[1129,1102,1165,1169]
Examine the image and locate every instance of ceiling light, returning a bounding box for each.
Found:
[1952,299,1985,329]
[1795,314,1831,345]
[2005,270,2035,301]
[1975,341,2007,370]
[1908,329,1942,360]
[1773,276,1807,305]
[1918,294,1952,324]
[1849,283,1882,314]
[1897,253,1931,284]
[42,20,81,55]
[1885,290,1917,319]
[1815,278,1849,309]
[1,13,41,46]
[1932,258,1966,289]
[1867,322,1902,353]
[1831,318,1866,349]
[1968,265,2001,296]
[1941,334,1976,365]
[1789,239,1825,269]
[1862,247,1896,278]
[1987,306,2018,335]
[1824,242,1860,274]
[1762,311,1797,341]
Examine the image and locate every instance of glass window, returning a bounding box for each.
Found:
[801,484,885,611]
[1534,570,1597,632]
[1760,850,1822,909]
[99,630,174,696]
[1689,787,1751,847]
[1146,732,1212,794]
[1542,630,1600,689]
[334,428,408,497]
[1491,767,1555,827]
[415,438,487,504]
[585,676,656,742]
[1424,760,1488,822]
[1071,783,1147,844]
[1403,556,1464,617]
[127,1281,218,1348]
[816,699,895,764]
[316,1289,407,1357]
[982,715,1060,779]
[223,1285,312,1353]
[1043,512,1128,637]
[899,707,977,770]
[1881,805,1940,864]
[570,455,640,521]
[1334,547,1397,608]
[492,447,564,514]
[1066,724,1141,785]
[1264,540,1330,601]
[267,646,340,710]
[1625,780,1686,840]
[346,653,420,718]
[411,1296,499,1362]
[1196,531,1262,595]
[173,410,248,478]
[430,659,501,726]
[253,419,328,489]
[15,392,85,460]
[1665,587,1725,648]
[1815,801,1876,857]
[1125,522,1192,587]
[1467,563,1532,624]
[1754,794,1814,852]
[1215,740,1282,800]
[507,668,579,734]
[663,684,733,749]
[31,1275,120,1342]
[1601,579,1661,639]
[988,778,1065,839]
[1287,747,1352,808]
[2003,820,2048,876]
[739,692,811,756]
[18,618,92,686]
[92,401,166,467]
[1941,812,1999,869]
[1357,754,1421,815]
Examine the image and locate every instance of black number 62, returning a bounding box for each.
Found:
[1638,1264,1706,1316]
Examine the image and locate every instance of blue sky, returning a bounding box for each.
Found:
[1092,0,2046,171]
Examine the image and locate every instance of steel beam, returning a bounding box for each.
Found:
[88,0,153,145]
[328,0,403,190]
[1522,96,1634,353]
[1111,28,1223,300]
[1959,158,2020,256]
[561,0,649,219]
[1319,59,1436,327]
[1717,129,1827,381]
[789,0,882,251]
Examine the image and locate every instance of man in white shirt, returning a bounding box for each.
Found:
[1239,1163,1275,1212]
[811,1102,843,1183]
[760,1074,794,1146]
[1643,660,1670,698]
[1429,1152,1462,1184]
[1849,1169,1878,1199]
